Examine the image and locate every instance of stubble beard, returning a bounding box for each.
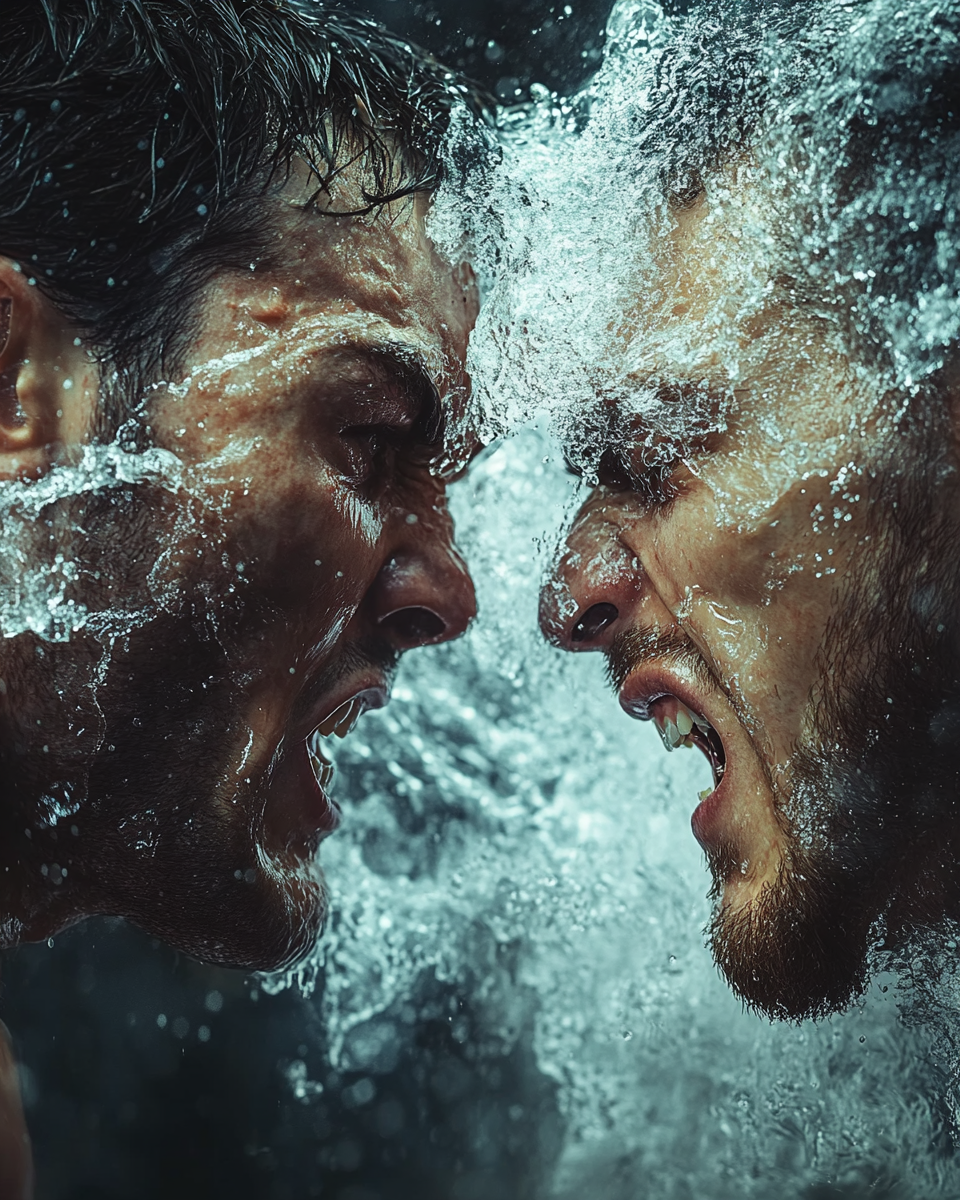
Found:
[709,406,960,1020]
[0,464,399,967]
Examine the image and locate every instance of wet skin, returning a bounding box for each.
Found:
[539,168,953,933]
[0,162,477,969]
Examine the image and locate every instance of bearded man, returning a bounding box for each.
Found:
[0,0,486,1173]
[540,0,960,1021]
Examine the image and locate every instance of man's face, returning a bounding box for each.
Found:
[541,169,960,1018]
[0,166,478,970]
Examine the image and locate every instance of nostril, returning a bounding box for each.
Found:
[380,606,446,644]
[571,602,619,644]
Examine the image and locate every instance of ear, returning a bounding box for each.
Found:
[0,258,96,480]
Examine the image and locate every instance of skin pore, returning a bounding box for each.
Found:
[0,158,478,971]
[540,164,960,1018]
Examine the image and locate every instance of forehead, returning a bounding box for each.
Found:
[622,168,846,390]
[195,158,476,382]
[171,163,477,447]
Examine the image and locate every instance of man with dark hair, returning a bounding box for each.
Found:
[540,0,960,1021]
[0,0,484,1094]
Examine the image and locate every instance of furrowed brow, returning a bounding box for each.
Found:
[336,340,444,443]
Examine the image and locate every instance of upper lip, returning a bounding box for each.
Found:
[294,674,391,744]
[618,667,709,724]
[618,668,726,787]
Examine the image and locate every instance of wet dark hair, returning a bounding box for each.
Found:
[639,1,804,206]
[0,0,489,423]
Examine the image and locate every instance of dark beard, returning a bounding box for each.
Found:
[709,400,960,1019]
[0,467,399,968]
[708,840,871,1020]
[606,396,960,1020]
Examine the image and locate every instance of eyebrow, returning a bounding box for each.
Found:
[327,340,444,442]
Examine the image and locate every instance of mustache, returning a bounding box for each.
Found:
[292,634,399,727]
[337,635,400,683]
[605,625,717,695]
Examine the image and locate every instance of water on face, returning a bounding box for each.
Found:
[261,426,957,1197]
[7,0,960,1192]
[262,0,960,1192]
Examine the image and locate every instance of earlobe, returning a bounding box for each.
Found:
[0,300,28,444]
[0,262,94,480]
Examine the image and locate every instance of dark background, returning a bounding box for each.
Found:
[359,0,613,102]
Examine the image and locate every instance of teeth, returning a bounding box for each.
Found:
[334,698,360,739]
[316,698,364,739]
[657,717,690,752]
[653,701,704,752]
[316,700,351,738]
[308,747,334,790]
[650,697,725,794]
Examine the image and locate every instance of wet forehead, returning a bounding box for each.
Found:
[184,190,473,405]
[266,181,469,356]
[627,172,846,393]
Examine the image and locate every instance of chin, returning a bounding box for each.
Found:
[707,852,871,1021]
[15,849,329,972]
[138,858,329,972]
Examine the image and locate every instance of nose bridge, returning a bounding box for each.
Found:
[540,494,645,651]
[368,483,476,648]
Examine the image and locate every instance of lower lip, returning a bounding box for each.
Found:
[263,739,341,861]
[690,769,729,851]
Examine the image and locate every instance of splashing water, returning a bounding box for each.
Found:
[262,0,960,1194]
[433,0,960,461]
[262,425,958,1197]
[0,440,184,641]
[4,0,960,1192]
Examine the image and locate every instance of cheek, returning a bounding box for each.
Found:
[141,458,386,655]
[644,478,863,747]
[648,467,862,613]
[194,450,383,566]
[641,500,766,618]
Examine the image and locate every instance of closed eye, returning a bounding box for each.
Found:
[327,341,447,491]
[564,443,680,507]
[340,387,445,488]
[598,446,681,506]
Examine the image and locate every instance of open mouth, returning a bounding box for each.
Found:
[648,695,726,798]
[306,688,385,797]
[263,685,389,861]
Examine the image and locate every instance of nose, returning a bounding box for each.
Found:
[367,513,476,651]
[539,497,643,652]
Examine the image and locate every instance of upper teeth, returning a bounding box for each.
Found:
[307,695,370,794]
[654,700,710,752]
[316,698,362,740]
[308,745,334,789]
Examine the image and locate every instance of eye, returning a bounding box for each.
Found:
[339,420,408,486]
[594,444,681,507]
[339,387,445,490]
[596,447,634,490]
